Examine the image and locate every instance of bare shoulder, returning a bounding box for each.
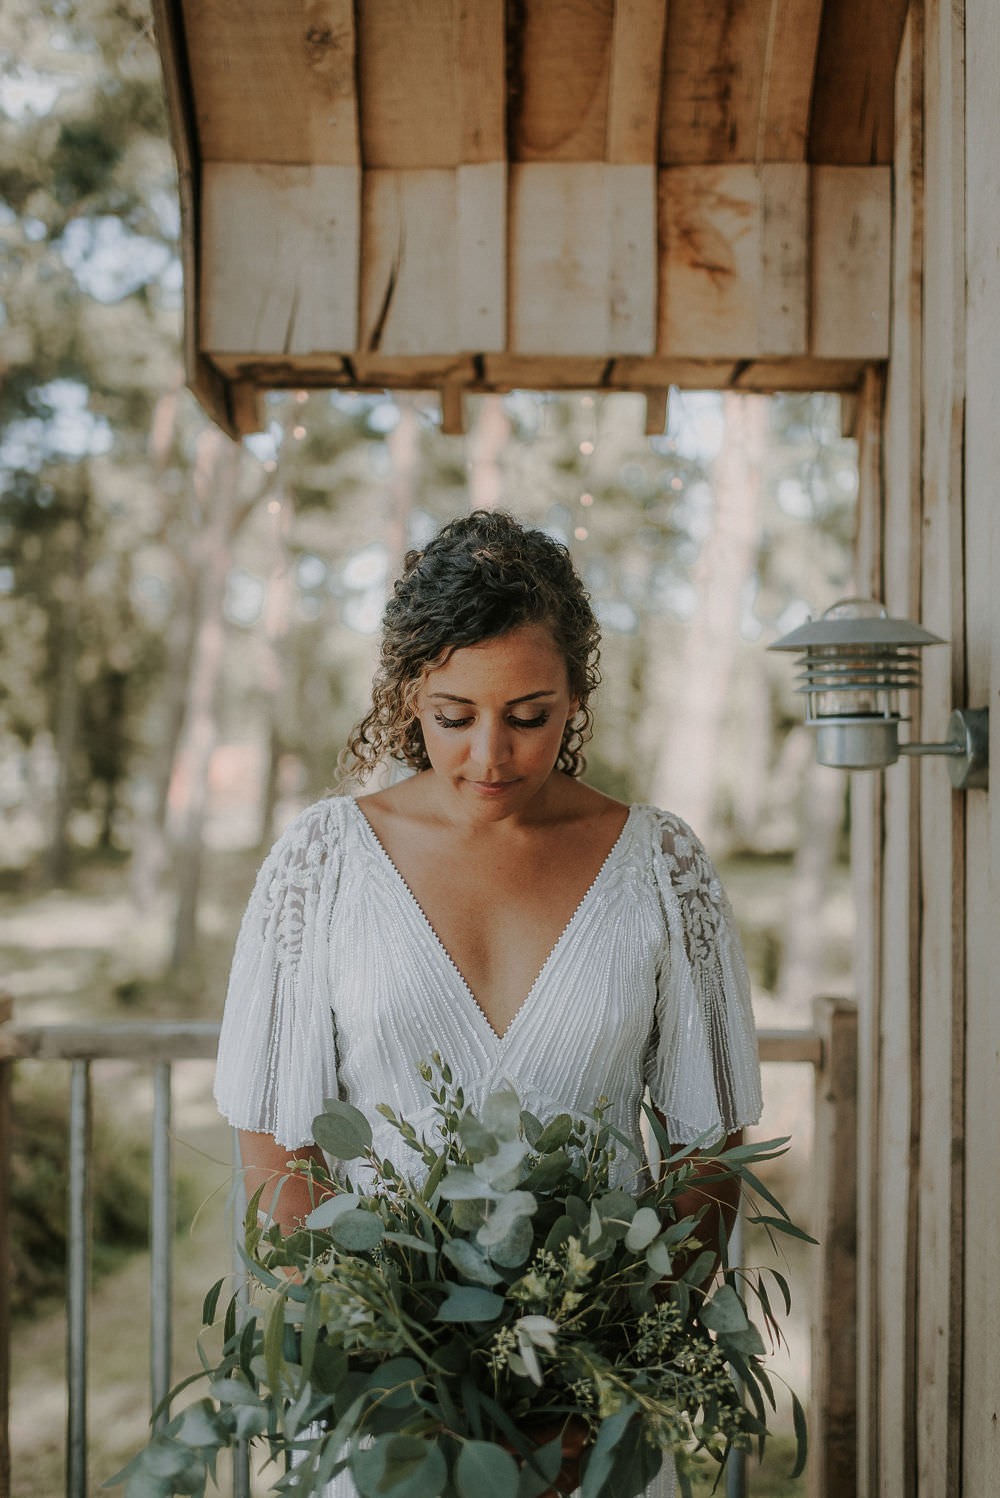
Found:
[547,776,629,833]
[354,771,439,830]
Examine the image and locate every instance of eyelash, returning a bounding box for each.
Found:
[433,712,551,731]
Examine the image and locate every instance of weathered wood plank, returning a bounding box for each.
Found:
[811,166,892,359]
[458,0,505,163]
[359,169,457,356]
[850,364,885,1498]
[757,0,824,160]
[809,0,909,163]
[509,163,656,355]
[184,0,359,165]
[3,1022,221,1062]
[809,998,858,1498]
[916,3,967,1495]
[509,0,614,162]
[457,163,506,351]
[963,0,1000,1481]
[606,0,668,164]
[356,0,459,167]
[658,164,809,358]
[201,163,360,354]
[658,0,771,164]
[150,0,234,434]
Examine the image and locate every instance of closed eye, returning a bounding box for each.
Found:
[433,711,551,730]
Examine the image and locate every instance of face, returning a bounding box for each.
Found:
[413,623,579,819]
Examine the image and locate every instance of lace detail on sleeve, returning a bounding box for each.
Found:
[213,798,344,1149]
[644,809,763,1146]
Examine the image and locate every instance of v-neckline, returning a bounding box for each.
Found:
[350,798,634,1045]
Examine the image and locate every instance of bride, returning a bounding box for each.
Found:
[214,509,762,1496]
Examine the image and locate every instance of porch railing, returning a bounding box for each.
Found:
[0,997,856,1498]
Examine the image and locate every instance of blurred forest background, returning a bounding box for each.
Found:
[1,2,858,1494]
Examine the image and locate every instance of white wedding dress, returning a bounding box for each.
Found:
[215,796,763,1498]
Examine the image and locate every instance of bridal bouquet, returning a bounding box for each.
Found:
[110,1058,809,1498]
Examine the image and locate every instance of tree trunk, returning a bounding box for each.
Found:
[44,487,89,886]
[648,394,768,846]
[467,395,509,510]
[167,430,242,972]
[255,493,294,853]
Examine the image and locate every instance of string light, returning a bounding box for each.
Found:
[263,459,277,473]
[574,526,589,541]
[580,492,594,507]
[670,476,683,490]
[579,440,594,455]
[292,425,306,440]
[294,390,308,404]
[267,499,281,514]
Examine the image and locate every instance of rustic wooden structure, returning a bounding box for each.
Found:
[142,2,1000,1494]
[850,4,1000,1495]
[152,0,906,435]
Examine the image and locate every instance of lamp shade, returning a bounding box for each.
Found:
[769,599,945,768]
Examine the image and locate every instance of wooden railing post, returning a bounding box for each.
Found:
[809,997,858,1498]
[0,995,13,1498]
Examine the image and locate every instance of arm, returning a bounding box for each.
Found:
[238,1130,333,1236]
[666,1124,743,1269]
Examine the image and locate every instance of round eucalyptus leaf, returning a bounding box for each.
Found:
[312,1102,373,1160]
[488,1213,535,1268]
[329,1209,385,1252]
[625,1206,661,1253]
[455,1440,520,1498]
[366,1356,426,1409]
[700,1283,750,1333]
[434,1285,506,1322]
[645,1239,673,1278]
[442,1238,503,1286]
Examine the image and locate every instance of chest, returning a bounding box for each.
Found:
[366,822,626,1036]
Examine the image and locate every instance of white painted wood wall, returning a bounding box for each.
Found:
[854,2,1000,1492]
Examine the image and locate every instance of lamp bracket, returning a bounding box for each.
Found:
[899,707,989,789]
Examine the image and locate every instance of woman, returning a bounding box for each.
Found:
[214,509,762,1497]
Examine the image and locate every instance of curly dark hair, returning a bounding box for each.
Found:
[343,510,602,780]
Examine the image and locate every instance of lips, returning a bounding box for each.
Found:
[469,779,518,794]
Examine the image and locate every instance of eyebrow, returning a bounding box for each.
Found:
[427,689,558,706]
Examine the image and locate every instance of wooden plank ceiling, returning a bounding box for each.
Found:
[153,0,909,433]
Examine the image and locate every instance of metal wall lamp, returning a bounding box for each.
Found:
[769,599,989,790]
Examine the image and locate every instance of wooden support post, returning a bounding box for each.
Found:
[810,997,859,1498]
[643,389,668,437]
[0,996,12,1498]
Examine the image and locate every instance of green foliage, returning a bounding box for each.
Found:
[111,1059,812,1498]
[8,1071,194,1315]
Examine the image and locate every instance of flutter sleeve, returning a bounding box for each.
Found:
[213,798,343,1150]
[644,810,763,1146]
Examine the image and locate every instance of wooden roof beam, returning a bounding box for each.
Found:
[809,0,910,163]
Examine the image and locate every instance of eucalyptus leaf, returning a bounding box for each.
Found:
[435,1285,505,1322]
[442,1238,503,1286]
[625,1207,661,1252]
[304,1192,364,1229]
[481,1088,522,1141]
[533,1114,573,1152]
[519,1150,571,1193]
[329,1209,384,1252]
[700,1283,750,1334]
[455,1440,520,1498]
[580,1402,636,1498]
[311,1101,373,1160]
[457,1113,497,1161]
[488,1213,535,1268]
[367,1356,427,1409]
[437,1169,499,1202]
[476,1191,537,1248]
[645,1238,673,1277]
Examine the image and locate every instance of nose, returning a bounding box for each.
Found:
[468,715,514,775]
